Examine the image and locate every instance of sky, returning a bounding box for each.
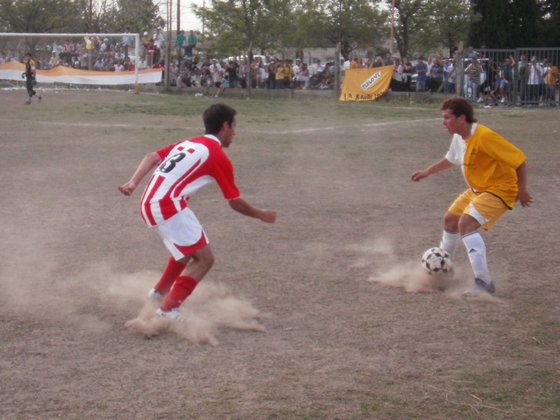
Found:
[155,0,204,32]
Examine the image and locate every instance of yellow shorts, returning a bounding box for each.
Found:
[449,189,509,231]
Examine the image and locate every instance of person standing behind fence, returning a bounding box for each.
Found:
[427,57,444,93]
[499,57,513,103]
[122,28,133,58]
[518,56,529,103]
[226,60,239,88]
[153,29,165,63]
[210,59,223,89]
[23,53,42,105]
[415,56,428,92]
[267,60,276,89]
[527,56,543,105]
[402,57,412,92]
[445,58,457,94]
[283,59,294,88]
[275,60,285,89]
[141,31,151,58]
[544,60,559,105]
[391,58,403,91]
[465,58,481,101]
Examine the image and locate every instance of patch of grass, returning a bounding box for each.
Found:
[272,407,324,419]
[459,367,560,415]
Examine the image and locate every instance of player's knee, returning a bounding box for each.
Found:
[198,250,215,270]
[443,212,459,231]
[458,214,480,235]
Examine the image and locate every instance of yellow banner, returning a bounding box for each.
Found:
[339,66,393,102]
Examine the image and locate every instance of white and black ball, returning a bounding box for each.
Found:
[421,247,453,275]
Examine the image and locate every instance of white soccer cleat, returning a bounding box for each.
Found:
[156,308,188,322]
[147,288,165,303]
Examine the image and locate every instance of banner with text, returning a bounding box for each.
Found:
[340,66,393,102]
[0,61,162,85]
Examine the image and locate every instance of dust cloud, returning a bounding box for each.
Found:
[351,238,466,295]
[0,244,265,343]
[125,282,266,345]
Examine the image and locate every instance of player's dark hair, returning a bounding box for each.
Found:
[439,97,478,123]
[203,103,237,135]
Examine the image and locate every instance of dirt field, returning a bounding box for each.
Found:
[0,88,559,420]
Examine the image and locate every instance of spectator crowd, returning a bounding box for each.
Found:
[1,31,558,105]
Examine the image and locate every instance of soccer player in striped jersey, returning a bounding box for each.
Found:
[118,103,276,321]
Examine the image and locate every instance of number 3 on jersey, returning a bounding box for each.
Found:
[158,152,186,173]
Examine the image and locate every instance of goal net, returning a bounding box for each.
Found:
[0,32,162,89]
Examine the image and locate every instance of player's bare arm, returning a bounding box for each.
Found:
[411,158,454,182]
[515,161,533,207]
[118,152,161,196]
[228,197,277,223]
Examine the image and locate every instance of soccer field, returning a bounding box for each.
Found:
[1,89,559,419]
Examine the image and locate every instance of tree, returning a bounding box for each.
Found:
[196,0,387,60]
[0,0,90,53]
[317,0,388,59]
[0,0,89,33]
[194,0,295,58]
[97,0,165,34]
[468,0,509,48]
[540,0,560,47]
[390,0,425,59]
[507,0,539,48]
[421,0,474,57]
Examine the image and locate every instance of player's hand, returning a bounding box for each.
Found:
[517,189,533,207]
[260,210,277,223]
[118,181,137,196]
[410,170,428,182]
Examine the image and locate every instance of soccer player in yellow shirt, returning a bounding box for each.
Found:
[411,97,533,295]
[23,53,42,105]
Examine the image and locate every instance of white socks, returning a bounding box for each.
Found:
[462,231,492,283]
[440,229,461,260]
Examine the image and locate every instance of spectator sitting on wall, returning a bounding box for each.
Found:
[185,30,197,57]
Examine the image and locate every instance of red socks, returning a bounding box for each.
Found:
[153,257,186,295]
[160,276,198,311]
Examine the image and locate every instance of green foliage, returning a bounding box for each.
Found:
[196,0,387,60]
[507,0,540,48]
[194,0,295,58]
[540,0,560,47]
[390,0,474,59]
[316,0,388,59]
[0,0,165,38]
[469,0,541,48]
[422,0,474,55]
[468,0,509,48]
[0,0,89,33]
[91,0,165,34]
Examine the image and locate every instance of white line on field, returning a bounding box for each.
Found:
[1,117,441,133]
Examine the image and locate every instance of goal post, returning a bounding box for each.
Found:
[0,32,145,92]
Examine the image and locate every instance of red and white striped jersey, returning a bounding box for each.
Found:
[140,135,240,227]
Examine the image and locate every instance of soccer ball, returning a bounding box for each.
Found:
[421,247,452,275]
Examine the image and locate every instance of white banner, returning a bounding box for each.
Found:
[0,61,162,85]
